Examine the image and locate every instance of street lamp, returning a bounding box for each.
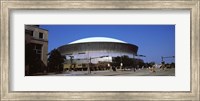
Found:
[87,55,109,74]
[68,55,74,70]
[136,54,146,57]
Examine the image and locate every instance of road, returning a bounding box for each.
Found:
[46,68,175,76]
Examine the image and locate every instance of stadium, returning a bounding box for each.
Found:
[57,37,139,71]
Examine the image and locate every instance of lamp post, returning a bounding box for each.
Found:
[120,55,123,70]
[87,55,109,74]
[135,54,146,69]
[68,55,74,71]
[88,57,91,74]
[78,52,86,71]
[161,56,175,70]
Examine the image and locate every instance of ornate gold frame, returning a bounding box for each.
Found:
[1,0,199,100]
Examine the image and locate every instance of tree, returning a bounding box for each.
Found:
[112,56,121,67]
[112,55,138,70]
[48,49,66,73]
[170,62,175,68]
[149,62,155,66]
[121,55,134,67]
[135,59,145,68]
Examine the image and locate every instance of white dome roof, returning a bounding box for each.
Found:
[69,37,127,44]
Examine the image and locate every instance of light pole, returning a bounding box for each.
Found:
[68,55,74,71]
[87,50,91,74]
[88,57,91,74]
[120,54,123,70]
[135,54,146,69]
[87,55,109,74]
[161,56,175,70]
[78,52,86,71]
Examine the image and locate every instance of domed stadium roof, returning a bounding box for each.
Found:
[69,37,127,44]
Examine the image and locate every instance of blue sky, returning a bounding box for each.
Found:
[40,25,175,64]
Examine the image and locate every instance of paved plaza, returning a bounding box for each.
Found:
[46,68,175,76]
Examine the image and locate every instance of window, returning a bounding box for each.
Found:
[25,29,34,36]
[32,43,42,59]
[39,32,43,39]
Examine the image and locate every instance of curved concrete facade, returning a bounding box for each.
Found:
[58,42,138,56]
[57,37,138,65]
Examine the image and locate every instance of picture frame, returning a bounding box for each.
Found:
[0,0,199,100]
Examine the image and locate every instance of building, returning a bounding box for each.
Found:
[25,25,48,74]
[57,37,138,70]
